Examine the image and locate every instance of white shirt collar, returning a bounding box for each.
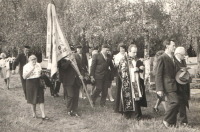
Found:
[175,55,181,62]
[165,51,173,58]
[101,51,106,58]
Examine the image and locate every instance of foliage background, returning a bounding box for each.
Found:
[0,0,199,58]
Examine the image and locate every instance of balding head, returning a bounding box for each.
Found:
[174,47,185,55]
[174,47,186,61]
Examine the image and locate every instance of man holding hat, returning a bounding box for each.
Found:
[12,46,31,99]
[174,46,191,126]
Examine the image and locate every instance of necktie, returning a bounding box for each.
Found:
[171,56,175,65]
[104,55,107,61]
[25,54,28,63]
[79,54,82,60]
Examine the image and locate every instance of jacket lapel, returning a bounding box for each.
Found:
[163,53,174,66]
[100,53,107,62]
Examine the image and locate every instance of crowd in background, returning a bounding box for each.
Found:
[0,38,191,128]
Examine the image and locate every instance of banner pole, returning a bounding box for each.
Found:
[51,3,94,108]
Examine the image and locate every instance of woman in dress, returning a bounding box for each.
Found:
[114,42,127,112]
[0,53,10,89]
[23,55,49,120]
[114,44,147,120]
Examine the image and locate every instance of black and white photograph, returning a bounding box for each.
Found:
[0,0,200,131]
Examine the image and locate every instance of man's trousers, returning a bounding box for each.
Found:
[63,82,80,113]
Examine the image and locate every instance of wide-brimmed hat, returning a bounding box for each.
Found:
[175,68,190,84]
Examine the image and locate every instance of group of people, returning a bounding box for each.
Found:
[56,43,147,119]
[4,38,191,128]
[10,46,49,120]
[155,39,191,128]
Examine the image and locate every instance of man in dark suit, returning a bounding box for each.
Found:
[12,46,31,99]
[155,39,178,128]
[90,44,115,107]
[174,47,190,126]
[53,46,75,97]
[58,52,83,117]
[74,45,88,99]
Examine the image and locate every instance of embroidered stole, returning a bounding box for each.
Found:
[127,58,142,101]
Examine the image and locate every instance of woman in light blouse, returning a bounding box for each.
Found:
[114,42,127,67]
[0,53,11,89]
[23,55,49,120]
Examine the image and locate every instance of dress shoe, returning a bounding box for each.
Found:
[74,113,81,117]
[163,120,171,128]
[180,123,188,127]
[68,112,73,116]
[42,116,49,120]
[110,98,114,102]
[153,107,159,113]
[54,93,59,97]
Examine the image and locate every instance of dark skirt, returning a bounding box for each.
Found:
[26,78,44,104]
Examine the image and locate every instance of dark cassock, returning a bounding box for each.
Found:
[114,55,147,119]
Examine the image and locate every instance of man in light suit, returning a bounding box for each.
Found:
[12,46,31,99]
[90,44,115,107]
[155,39,178,128]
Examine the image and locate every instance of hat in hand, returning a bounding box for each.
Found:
[175,68,190,84]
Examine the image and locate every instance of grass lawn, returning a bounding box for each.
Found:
[0,74,199,132]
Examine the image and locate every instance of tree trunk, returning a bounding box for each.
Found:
[196,37,200,76]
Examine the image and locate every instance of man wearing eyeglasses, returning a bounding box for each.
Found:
[174,47,191,127]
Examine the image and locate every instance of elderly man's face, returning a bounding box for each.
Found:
[128,47,137,58]
[107,50,112,55]
[102,48,109,55]
[77,48,82,54]
[178,52,185,60]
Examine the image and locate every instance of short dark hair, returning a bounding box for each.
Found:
[24,46,30,49]
[93,46,99,50]
[128,44,137,52]
[76,45,82,49]
[163,38,175,49]
[70,46,75,51]
[117,42,126,51]
[101,44,110,49]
